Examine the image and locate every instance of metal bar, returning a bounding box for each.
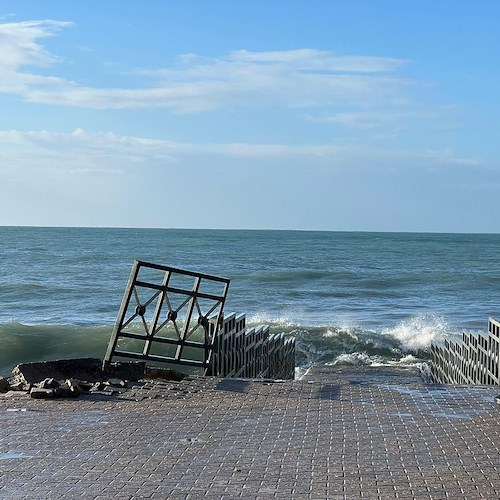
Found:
[103,260,141,370]
[163,293,182,339]
[119,331,209,348]
[186,319,202,338]
[104,260,235,373]
[143,270,171,356]
[134,281,225,302]
[112,350,209,368]
[204,280,231,373]
[135,260,230,283]
[119,287,161,330]
[175,276,201,360]
[172,294,192,314]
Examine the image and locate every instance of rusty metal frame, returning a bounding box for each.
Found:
[102,260,230,373]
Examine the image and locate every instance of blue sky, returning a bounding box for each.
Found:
[1,1,499,232]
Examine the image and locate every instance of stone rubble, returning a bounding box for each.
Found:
[0,377,10,393]
[2,358,187,399]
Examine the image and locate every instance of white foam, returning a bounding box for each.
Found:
[381,314,449,351]
[398,354,419,364]
[327,352,387,366]
[247,312,360,331]
[246,313,296,328]
[322,327,359,341]
[295,366,310,380]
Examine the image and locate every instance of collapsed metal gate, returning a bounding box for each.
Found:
[102,260,230,372]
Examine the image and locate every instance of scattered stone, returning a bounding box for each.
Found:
[3,391,26,398]
[69,381,81,397]
[0,377,10,393]
[107,378,126,388]
[53,383,73,398]
[67,379,83,397]
[9,381,30,392]
[37,378,60,390]
[30,388,55,399]
[13,358,104,385]
[74,379,93,392]
[90,385,117,397]
[8,358,187,401]
[91,381,107,392]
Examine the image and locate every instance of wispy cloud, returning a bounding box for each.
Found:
[0,129,482,174]
[419,148,481,166]
[309,110,431,129]
[309,105,462,131]
[0,129,351,174]
[227,49,408,72]
[0,20,73,93]
[0,128,174,176]
[0,128,488,228]
[0,19,418,113]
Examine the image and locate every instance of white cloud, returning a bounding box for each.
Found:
[420,148,481,166]
[309,105,462,132]
[0,20,73,93]
[228,49,407,72]
[0,19,418,113]
[0,129,349,176]
[0,128,489,229]
[311,111,392,129]
[0,129,177,178]
[309,110,430,129]
[0,129,482,176]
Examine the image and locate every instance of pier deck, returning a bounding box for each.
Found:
[1,366,499,499]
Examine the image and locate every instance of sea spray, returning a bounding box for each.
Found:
[1,228,498,376]
[381,313,450,352]
[0,310,462,377]
[246,318,432,372]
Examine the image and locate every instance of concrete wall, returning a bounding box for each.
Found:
[430,318,500,385]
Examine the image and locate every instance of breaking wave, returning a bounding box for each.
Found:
[0,313,454,377]
[246,313,451,371]
[0,323,112,376]
[381,313,448,351]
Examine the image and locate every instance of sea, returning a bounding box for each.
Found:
[1,227,499,378]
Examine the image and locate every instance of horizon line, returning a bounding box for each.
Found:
[1,224,499,236]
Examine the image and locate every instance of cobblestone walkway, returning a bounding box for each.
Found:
[1,367,499,499]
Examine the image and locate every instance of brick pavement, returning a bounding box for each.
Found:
[1,366,499,499]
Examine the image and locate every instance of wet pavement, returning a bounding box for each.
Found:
[1,366,499,499]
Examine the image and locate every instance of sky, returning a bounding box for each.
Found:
[0,1,499,232]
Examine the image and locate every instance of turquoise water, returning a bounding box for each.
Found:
[1,227,499,375]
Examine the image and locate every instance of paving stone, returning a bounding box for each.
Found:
[1,367,499,498]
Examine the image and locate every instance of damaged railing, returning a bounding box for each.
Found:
[430,317,500,385]
[103,260,295,380]
[208,313,295,379]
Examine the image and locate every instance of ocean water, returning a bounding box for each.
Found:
[1,227,499,377]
